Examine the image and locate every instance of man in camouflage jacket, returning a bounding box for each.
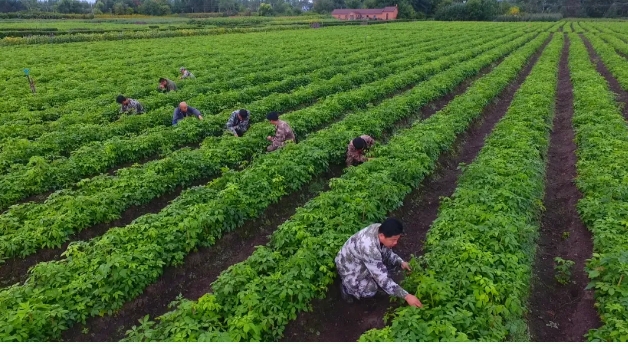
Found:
[346,135,375,167]
[335,218,423,308]
[226,109,250,137]
[265,112,296,152]
[116,95,144,115]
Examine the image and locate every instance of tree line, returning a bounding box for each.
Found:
[0,0,627,18]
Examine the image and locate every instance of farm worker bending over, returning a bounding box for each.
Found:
[335,218,423,308]
[172,102,203,125]
[158,77,177,92]
[116,95,144,115]
[226,109,250,137]
[179,67,195,79]
[265,112,296,152]
[346,135,375,167]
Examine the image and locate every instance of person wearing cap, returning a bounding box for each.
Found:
[265,112,296,152]
[179,67,195,79]
[226,109,251,137]
[116,95,144,115]
[335,217,423,308]
[158,77,177,92]
[346,135,375,167]
[172,102,203,125]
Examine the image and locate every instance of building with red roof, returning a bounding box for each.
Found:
[331,5,398,20]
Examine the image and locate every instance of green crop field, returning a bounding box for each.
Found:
[0,19,627,342]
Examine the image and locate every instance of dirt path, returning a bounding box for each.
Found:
[528,35,600,342]
[0,176,212,288]
[61,166,341,342]
[581,35,628,121]
[281,38,549,342]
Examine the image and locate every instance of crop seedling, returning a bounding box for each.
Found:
[554,257,575,285]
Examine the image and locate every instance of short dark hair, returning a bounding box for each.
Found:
[266,112,279,121]
[239,109,249,119]
[379,218,403,237]
[159,78,167,83]
[352,137,366,150]
[116,95,126,104]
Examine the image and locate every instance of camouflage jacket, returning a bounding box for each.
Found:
[120,98,144,115]
[346,135,374,167]
[335,223,408,299]
[267,120,296,152]
[226,110,250,135]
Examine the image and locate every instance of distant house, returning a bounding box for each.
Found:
[331,5,398,20]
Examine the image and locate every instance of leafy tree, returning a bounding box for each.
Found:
[258,2,272,14]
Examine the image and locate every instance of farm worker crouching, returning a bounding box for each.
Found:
[116,95,144,115]
[265,111,296,152]
[346,135,375,167]
[335,217,423,308]
[172,102,203,125]
[179,67,195,79]
[158,77,177,92]
[226,109,250,137]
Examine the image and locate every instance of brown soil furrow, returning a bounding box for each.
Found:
[281,38,549,342]
[581,35,628,122]
[0,176,214,289]
[528,35,600,342]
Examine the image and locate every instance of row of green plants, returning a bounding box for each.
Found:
[568,33,628,342]
[0,35,434,210]
[0,41,366,142]
[0,27,401,134]
[0,31,510,261]
[0,30,536,342]
[0,34,423,172]
[123,32,551,342]
[0,24,315,46]
[582,32,628,91]
[0,25,397,120]
[0,32,487,212]
[360,33,562,342]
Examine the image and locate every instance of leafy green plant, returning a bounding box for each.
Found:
[554,257,575,285]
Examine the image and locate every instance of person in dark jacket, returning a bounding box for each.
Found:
[225,109,251,137]
[172,102,203,125]
[158,77,177,92]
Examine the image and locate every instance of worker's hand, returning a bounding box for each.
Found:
[266,136,272,141]
[404,294,423,308]
[233,132,239,137]
[198,115,204,121]
[401,261,412,272]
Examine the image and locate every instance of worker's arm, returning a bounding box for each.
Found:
[381,247,404,267]
[172,109,180,125]
[363,255,408,299]
[225,112,238,134]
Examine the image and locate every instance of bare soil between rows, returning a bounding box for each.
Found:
[0,176,213,288]
[282,37,549,342]
[527,35,600,342]
[61,165,343,342]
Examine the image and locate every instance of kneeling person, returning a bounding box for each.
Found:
[335,217,423,308]
[226,109,250,137]
[116,95,144,115]
[346,135,374,167]
[266,112,295,152]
